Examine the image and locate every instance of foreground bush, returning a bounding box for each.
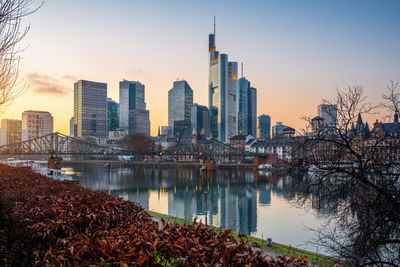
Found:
[0,164,309,266]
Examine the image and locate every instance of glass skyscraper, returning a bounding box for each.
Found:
[208,21,237,143]
[74,80,107,138]
[119,80,146,131]
[107,98,119,135]
[168,80,193,129]
[258,114,271,140]
[119,80,150,136]
[191,104,209,137]
[238,77,257,136]
[0,119,21,145]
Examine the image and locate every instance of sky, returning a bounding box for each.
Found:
[1,0,400,136]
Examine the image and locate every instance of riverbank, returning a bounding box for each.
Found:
[62,159,256,170]
[0,164,309,266]
[146,210,337,266]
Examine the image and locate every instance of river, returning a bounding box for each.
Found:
[63,163,333,254]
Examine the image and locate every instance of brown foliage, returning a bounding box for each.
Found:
[0,164,309,266]
[118,134,154,154]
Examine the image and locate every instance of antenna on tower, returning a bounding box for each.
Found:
[213,16,216,35]
[241,62,244,78]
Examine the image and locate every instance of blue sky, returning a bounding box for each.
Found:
[3,0,399,135]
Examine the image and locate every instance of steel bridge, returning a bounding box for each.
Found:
[0,133,262,163]
[0,132,125,156]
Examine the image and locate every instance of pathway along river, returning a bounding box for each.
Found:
[63,163,334,255]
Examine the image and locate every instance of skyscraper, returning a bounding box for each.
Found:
[74,80,107,138]
[107,98,119,134]
[69,117,75,136]
[191,103,209,137]
[0,119,21,145]
[238,77,257,136]
[22,111,53,140]
[168,80,193,129]
[317,104,337,126]
[119,80,150,136]
[258,115,271,140]
[208,19,238,143]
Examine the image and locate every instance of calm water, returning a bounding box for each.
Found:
[63,164,332,253]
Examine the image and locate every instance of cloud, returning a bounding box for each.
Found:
[26,73,70,95]
[61,75,77,81]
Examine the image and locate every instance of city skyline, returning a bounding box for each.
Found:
[0,0,399,136]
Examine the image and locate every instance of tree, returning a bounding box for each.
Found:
[0,0,41,113]
[118,134,154,156]
[292,85,400,266]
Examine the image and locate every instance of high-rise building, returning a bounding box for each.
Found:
[191,104,209,137]
[228,62,238,139]
[272,122,290,139]
[74,80,107,138]
[208,20,238,143]
[107,98,119,134]
[0,119,21,145]
[258,115,271,140]
[248,86,257,136]
[119,80,150,135]
[69,117,75,136]
[129,109,150,136]
[22,111,53,140]
[238,77,257,136]
[317,104,337,126]
[173,120,191,138]
[119,80,146,131]
[168,80,193,129]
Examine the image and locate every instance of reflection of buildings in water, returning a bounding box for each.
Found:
[259,186,271,205]
[238,187,257,234]
[311,194,338,215]
[220,187,239,230]
[168,189,197,222]
[113,188,150,210]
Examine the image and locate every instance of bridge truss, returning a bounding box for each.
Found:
[0,132,124,155]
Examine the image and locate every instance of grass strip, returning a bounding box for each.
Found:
[146,210,338,266]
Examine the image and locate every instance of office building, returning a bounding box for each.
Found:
[191,104,209,137]
[0,119,21,145]
[74,80,107,138]
[238,77,257,136]
[22,111,53,141]
[107,98,119,134]
[317,104,337,126]
[272,122,290,139]
[258,115,271,140]
[69,117,75,136]
[119,80,150,135]
[173,120,191,138]
[208,20,238,143]
[168,80,193,129]
[129,109,150,136]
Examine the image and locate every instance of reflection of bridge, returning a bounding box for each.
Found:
[0,132,125,155]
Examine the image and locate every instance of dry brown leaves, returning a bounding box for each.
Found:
[0,164,310,266]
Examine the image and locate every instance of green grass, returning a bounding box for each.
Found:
[146,210,338,266]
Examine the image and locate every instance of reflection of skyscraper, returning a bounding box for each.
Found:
[125,189,150,210]
[220,187,239,230]
[238,188,257,235]
[259,187,271,205]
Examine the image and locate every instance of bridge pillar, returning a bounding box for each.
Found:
[48,155,61,170]
[253,156,268,169]
[201,158,217,171]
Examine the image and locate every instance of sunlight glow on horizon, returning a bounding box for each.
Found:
[1,0,399,136]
